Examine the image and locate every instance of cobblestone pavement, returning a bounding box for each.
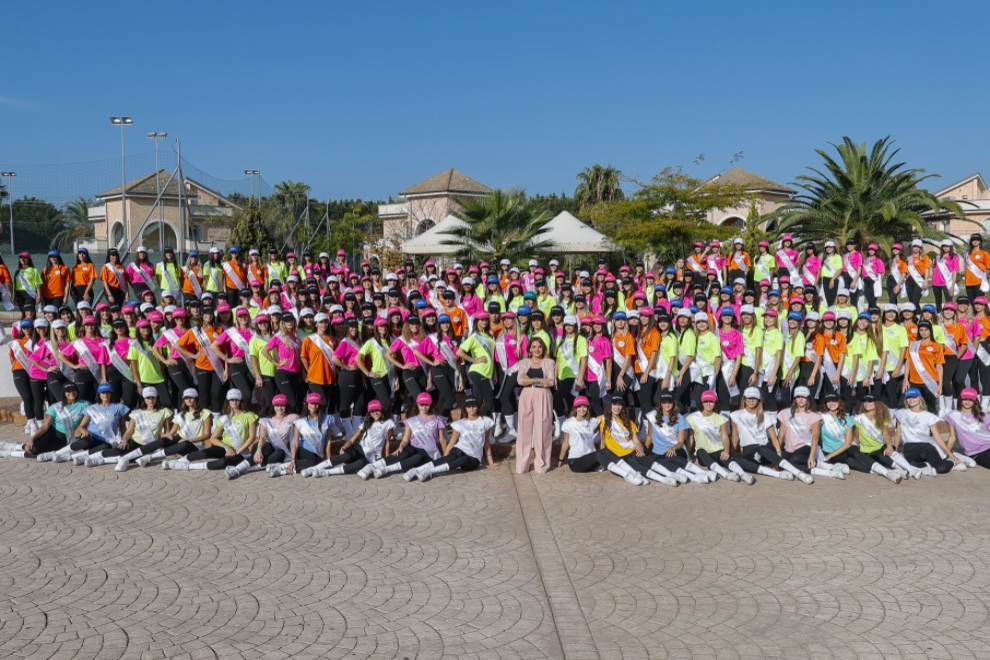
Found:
[2,424,990,660]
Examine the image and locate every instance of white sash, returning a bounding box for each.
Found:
[801,264,817,287]
[226,328,257,378]
[133,410,157,445]
[219,415,248,452]
[106,263,126,291]
[687,254,705,274]
[130,339,157,368]
[184,266,203,298]
[48,340,75,380]
[907,258,928,295]
[862,258,883,298]
[777,250,800,282]
[163,329,198,385]
[398,335,428,371]
[978,342,990,367]
[205,263,224,291]
[0,282,14,311]
[11,338,34,370]
[821,340,839,384]
[406,416,441,460]
[967,254,990,293]
[822,414,847,446]
[936,257,958,296]
[822,254,842,278]
[942,326,957,355]
[907,341,940,396]
[261,417,294,452]
[87,405,122,445]
[692,413,724,450]
[72,338,103,381]
[468,332,494,368]
[842,253,861,284]
[53,402,77,442]
[731,252,748,273]
[222,262,247,291]
[854,413,885,448]
[193,327,227,381]
[157,263,181,293]
[108,341,136,382]
[435,336,462,389]
[174,410,203,440]
[294,417,328,457]
[129,263,157,291]
[16,271,38,301]
[720,358,739,398]
[586,353,608,395]
[495,334,520,375]
[308,333,337,375]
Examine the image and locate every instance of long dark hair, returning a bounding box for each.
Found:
[603,400,633,433]
[14,254,35,282]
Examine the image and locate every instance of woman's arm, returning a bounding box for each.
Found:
[483,430,495,467]
[75,415,91,438]
[768,426,782,454]
[808,421,821,469]
[129,359,142,388]
[516,360,533,386]
[558,433,570,464]
[122,417,136,443]
[827,426,854,460]
[444,429,460,456]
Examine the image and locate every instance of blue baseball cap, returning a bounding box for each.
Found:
[858,312,872,321]
[922,304,937,314]
[769,289,781,296]
[654,284,666,291]
[670,299,683,307]
[438,314,451,323]
[97,383,114,394]
[613,311,627,320]
[189,250,199,257]
[76,247,88,254]
[414,299,428,309]
[904,388,922,399]
[517,305,532,316]
[787,311,803,322]
[689,305,700,313]
[229,246,240,253]
[720,307,736,316]
[47,250,60,257]
[487,275,499,283]
[19,319,33,328]
[665,266,676,274]
[720,286,733,294]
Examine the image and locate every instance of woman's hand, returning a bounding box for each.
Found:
[228,356,244,364]
[808,455,817,470]
[883,446,894,457]
[253,449,263,464]
[634,442,646,458]
[720,449,730,461]
[474,356,487,364]
[23,441,33,454]
[224,445,235,457]
[278,358,290,368]
[665,448,677,457]
[255,377,264,389]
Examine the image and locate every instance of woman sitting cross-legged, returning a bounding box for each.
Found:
[162,389,259,472]
[115,388,214,469]
[64,382,131,465]
[302,399,395,479]
[267,392,344,477]
[403,396,496,482]
[0,382,88,460]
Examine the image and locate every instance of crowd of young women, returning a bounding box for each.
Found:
[3,235,990,486]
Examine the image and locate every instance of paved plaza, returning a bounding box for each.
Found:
[1,422,990,660]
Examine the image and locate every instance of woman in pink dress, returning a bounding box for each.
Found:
[515,337,557,474]
[932,239,962,312]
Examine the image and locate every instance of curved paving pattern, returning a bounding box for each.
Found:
[2,421,990,659]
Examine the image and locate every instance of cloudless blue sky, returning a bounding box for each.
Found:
[1,0,986,201]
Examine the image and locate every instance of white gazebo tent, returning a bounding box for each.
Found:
[399,210,615,257]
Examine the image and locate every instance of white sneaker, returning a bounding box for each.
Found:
[952,462,968,472]
[356,465,374,480]
[740,473,756,485]
[623,472,643,486]
[310,468,332,478]
[73,452,88,465]
[114,457,129,472]
[884,470,902,484]
[169,460,191,471]
[403,468,420,482]
[268,464,290,478]
[834,463,851,476]
[0,441,19,451]
[671,472,689,484]
[830,468,846,480]
[225,466,240,480]
[779,470,795,481]
[417,467,433,482]
[922,466,938,477]
[53,452,70,463]
[136,455,153,468]
[85,455,104,467]
[688,473,708,484]
[0,449,14,458]
[960,455,978,468]
[301,467,316,477]
[910,468,923,479]
[23,421,32,435]
[725,471,741,482]
[657,476,679,487]
[36,452,55,462]
[372,468,385,479]
[796,471,814,485]
[705,472,718,483]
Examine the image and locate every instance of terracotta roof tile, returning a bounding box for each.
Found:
[708,166,795,194]
[400,168,492,196]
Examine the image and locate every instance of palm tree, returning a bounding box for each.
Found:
[441,190,554,265]
[272,180,311,210]
[575,164,623,207]
[271,181,312,247]
[774,137,968,249]
[51,197,93,251]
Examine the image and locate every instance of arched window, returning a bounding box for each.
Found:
[416,219,436,236]
[110,222,124,249]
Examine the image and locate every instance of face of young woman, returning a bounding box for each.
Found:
[465,405,479,419]
[794,396,808,409]
[575,404,589,418]
[610,402,624,415]
[65,389,78,401]
[144,396,157,408]
[418,403,431,415]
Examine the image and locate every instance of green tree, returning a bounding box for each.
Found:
[587,164,748,265]
[440,190,553,265]
[11,197,62,252]
[229,206,279,253]
[526,191,583,217]
[773,137,968,250]
[575,164,624,207]
[51,197,94,252]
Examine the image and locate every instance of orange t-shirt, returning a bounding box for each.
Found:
[182,266,202,295]
[41,265,70,298]
[178,326,222,371]
[247,263,268,286]
[442,306,468,338]
[301,335,336,385]
[904,340,944,384]
[904,321,918,342]
[975,316,990,342]
[909,254,931,276]
[942,322,969,357]
[0,264,11,287]
[613,331,636,372]
[223,260,248,289]
[728,251,752,270]
[101,263,125,289]
[9,336,31,370]
[965,250,990,286]
[634,328,660,374]
[72,263,97,287]
[813,332,846,364]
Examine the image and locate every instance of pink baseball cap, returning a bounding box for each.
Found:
[172,309,187,318]
[136,319,150,328]
[701,390,718,403]
[82,315,97,325]
[217,302,231,313]
[782,234,793,241]
[944,302,958,311]
[573,396,590,407]
[822,311,836,321]
[976,297,988,305]
[305,392,323,404]
[149,311,164,322]
[415,392,432,405]
[272,394,289,406]
[367,399,383,412]
[961,388,979,401]
[374,317,388,327]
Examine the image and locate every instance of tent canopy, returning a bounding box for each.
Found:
[399,210,615,256]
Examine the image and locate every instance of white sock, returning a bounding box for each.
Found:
[778,459,803,476]
[323,465,346,475]
[242,464,263,474]
[649,463,673,477]
[101,455,117,465]
[9,450,25,458]
[367,458,386,470]
[890,451,918,475]
[870,462,889,476]
[810,467,835,478]
[709,463,730,479]
[383,462,402,474]
[55,446,73,457]
[758,466,784,478]
[121,448,142,461]
[953,452,972,465]
[234,459,252,474]
[683,462,706,475]
[645,469,670,483]
[607,461,636,478]
[728,461,746,475]
[313,459,333,470]
[430,463,450,474]
[188,462,208,470]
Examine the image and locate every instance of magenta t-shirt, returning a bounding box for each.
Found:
[389,337,421,367]
[719,328,744,360]
[932,255,961,286]
[215,328,253,359]
[62,337,111,367]
[333,338,361,367]
[588,336,611,365]
[266,334,301,373]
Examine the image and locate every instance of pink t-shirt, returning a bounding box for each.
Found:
[862,256,886,280]
[389,337,422,368]
[718,328,744,360]
[266,334,301,373]
[842,251,863,274]
[127,262,155,286]
[27,341,58,380]
[333,338,362,367]
[62,337,111,367]
[110,337,131,361]
[215,328,253,359]
[932,255,961,286]
[588,336,611,365]
[801,256,821,285]
[775,249,800,271]
[777,409,823,453]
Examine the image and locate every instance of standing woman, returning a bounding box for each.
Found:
[178,306,226,414]
[300,313,339,413]
[331,317,366,431]
[886,243,908,304]
[41,251,71,308]
[780,312,809,407]
[70,248,97,305]
[798,242,821,293]
[555,315,589,423]
[181,251,204,305]
[514,337,556,474]
[820,241,843,307]
[417,313,461,420]
[585,316,612,416]
[156,246,183,296]
[0,253,14,311]
[128,319,172,409]
[10,319,39,435]
[760,310,784,411]
[738,305,763,391]
[99,249,126,307]
[494,311,525,438]
[932,240,960,312]
[904,240,931,309]
[843,312,881,411]
[264,314,304,413]
[388,315,430,410]
[106,318,138,407]
[358,317,398,418]
[902,321,944,413]
[715,308,740,409]
[775,386,821,481]
[211,306,257,401]
[249,313,278,416]
[155,308,196,397]
[457,312,498,416]
[24,319,51,426]
[13,252,42,310]
[942,302,972,411]
[127,247,157,299]
[860,243,886,310]
[810,312,846,403]
[43,320,77,403]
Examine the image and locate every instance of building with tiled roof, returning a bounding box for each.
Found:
[701,166,796,229]
[381,168,492,241]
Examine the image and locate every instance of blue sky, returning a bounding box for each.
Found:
[0,0,985,201]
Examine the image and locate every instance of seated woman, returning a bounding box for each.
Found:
[364,392,445,479]
[557,396,603,473]
[403,396,495,482]
[818,393,905,483]
[729,387,817,482]
[67,383,131,464]
[942,388,990,469]
[222,394,300,479]
[891,388,960,475]
[1,382,88,460]
[81,386,172,470]
[596,395,677,487]
[268,392,344,477]
[303,399,395,479]
[685,390,751,484]
[644,392,715,484]
[775,386,820,484]
[163,389,259,471]
[117,388,214,468]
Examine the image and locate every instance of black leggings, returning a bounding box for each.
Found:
[568,452,603,473]
[196,369,224,414]
[430,365,457,418]
[695,448,731,470]
[105,286,126,307]
[864,447,896,470]
[308,382,339,415]
[967,448,990,470]
[24,428,68,457]
[324,445,372,473]
[783,445,812,473]
[13,370,34,421]
[106,365,138,408]
[367,377,394,417]
[274,369,301,414]
[73,368,100,404]
[554,377,576,417]
[184,444,237,469]
[337,369,365,418]
[383,445,432,470]
[259,375,278,417]
[28,377,47,421]
[636,375,656,417]
[734,444,784,473]
[227,361,254,404]
[429,447,480,472]
[933,285,952,311]
[467,371,495,416]
[69,436,112,454]
[827,445,878,473]
[401,367,428,405]
[905,278,923,309]
[497,371,519,416]
[584,379,604,417]
[290,446,324,471]
[903,443,953,473]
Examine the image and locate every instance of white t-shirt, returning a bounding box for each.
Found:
[730,409,775,448]
[893,409,940,445]
[561,417,599,459]
[451,416,495,461]
[358,419,396,462]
